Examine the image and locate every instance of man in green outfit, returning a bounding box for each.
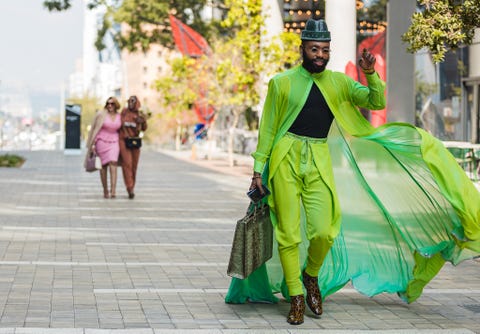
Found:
[249,19,386,325]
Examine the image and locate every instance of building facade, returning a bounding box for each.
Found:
[416,28,480,143]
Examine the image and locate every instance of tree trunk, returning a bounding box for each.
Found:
[205,118,217,161]
[175,122,181,151]
[227,111,240,167]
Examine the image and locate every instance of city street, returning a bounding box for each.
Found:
[0,149,478,334]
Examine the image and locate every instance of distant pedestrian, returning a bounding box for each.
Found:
[84,97,122,198]
[119,95,148,199]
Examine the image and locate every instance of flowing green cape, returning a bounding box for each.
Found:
[225,66,480,304]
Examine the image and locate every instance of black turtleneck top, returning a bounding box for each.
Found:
[288,83,334,138]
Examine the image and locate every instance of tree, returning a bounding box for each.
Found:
[154,56,209,150]
[43,0,219,52]
[402,0,480,63]
[361,0,387,22]
[210,0,301,166]
[153,1,300,159]
[261,32,301,81]
[43,0,73,11]
[213,0,274,165]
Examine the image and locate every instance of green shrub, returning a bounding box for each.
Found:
[0,154,26,167]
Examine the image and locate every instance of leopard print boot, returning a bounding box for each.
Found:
[287,294,305,325]
[302,270,322,316]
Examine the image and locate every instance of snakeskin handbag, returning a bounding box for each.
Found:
[227,202,273,279]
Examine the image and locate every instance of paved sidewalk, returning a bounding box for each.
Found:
[0,150,478,334]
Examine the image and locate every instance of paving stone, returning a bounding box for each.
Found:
[0,150,477,334]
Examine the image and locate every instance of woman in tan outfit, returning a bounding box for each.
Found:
[119,96,148,199]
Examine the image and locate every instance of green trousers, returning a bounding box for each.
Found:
[271,132,341,296]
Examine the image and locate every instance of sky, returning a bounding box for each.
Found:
[0,0,84,111]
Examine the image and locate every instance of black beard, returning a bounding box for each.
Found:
[302,50,328,73]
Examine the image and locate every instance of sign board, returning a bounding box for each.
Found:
[65,104,81,150]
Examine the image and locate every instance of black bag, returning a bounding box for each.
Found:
[227,202,273,279]
[125,137,142,149]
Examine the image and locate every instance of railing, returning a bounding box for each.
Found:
[443,141,480,181]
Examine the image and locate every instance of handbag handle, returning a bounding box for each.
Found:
[246,201,267,218]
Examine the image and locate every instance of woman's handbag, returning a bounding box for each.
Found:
[85,152,102,172]
[125,137,142,149]
[227,202,273,279]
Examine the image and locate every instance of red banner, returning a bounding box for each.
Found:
[169,15,210,58]
[345,31,387,127]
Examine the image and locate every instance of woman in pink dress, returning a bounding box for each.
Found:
[84,97,122,198]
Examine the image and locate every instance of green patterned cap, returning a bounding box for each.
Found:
[301,19,331,42]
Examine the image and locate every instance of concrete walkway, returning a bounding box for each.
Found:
[0,149,478,334]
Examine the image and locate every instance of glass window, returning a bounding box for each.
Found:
[415,48,469,141]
